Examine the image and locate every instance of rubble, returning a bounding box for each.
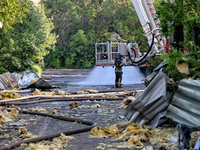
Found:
[24,133,74,150]
[90,122,178,149]
[2,68,200,149]
[123,96,135,105]
[0,107,19,124]
[18,127,27,134]
[1,92,20,100]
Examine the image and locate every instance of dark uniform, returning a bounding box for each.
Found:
[139,59,151,77]
[114,54,123,88]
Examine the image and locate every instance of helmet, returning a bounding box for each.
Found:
[116,53,122,59]
[114,29,119,34]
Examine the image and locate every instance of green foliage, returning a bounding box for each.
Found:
[154,0,200,83]
[156,0,183,37]
[146,56,163,75]
[0,67,8,74]
[0,0,57,72]
[156,0,200,41]
[0,0,30,31]
[161,49,187,81]
[185,41,200,79]
[43,0,148,69]
[32,64,43,77]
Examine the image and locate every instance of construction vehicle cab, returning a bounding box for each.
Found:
[95,0,169,67]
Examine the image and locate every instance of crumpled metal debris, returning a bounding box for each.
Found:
[166,79,200,127]
[124,70,170,127]
[0,72,19,90]
[18,70,40,89]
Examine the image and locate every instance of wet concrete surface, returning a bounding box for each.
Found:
[0,68,163,150]
[42,67,146,92]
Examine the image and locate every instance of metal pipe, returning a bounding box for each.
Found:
[4,97,124,105]
[0,91,133,103]
[0,110,96,150]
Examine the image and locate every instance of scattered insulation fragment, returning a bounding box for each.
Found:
[78,104,101,109]
[1,92,20,100]
[123,96,135,105]
[57,90,66,95]
[57,90,70,95]
[90,122,178,149]
[28,107,47,113]
[18,127,27,134]
[31,89,55,95]
[77,90,85,94]
[69,102,81,109]
[86,89,99,93]
[118,104,126,109]
[51,109,58,114]
[20,132,36,139]
[176,57,190,75]
[24,133,74,150]
[142,146,154,150]
[0,108,18,124]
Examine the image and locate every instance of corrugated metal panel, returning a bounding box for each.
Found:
[0,72,18,90]
[166,79,200,127]
[124,70,170,127]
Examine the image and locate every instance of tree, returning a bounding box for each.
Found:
[43,0,148,68]
[0,0,57,72]
[0,0,30,31]
[156,0,200,50]
[153,0,200,83]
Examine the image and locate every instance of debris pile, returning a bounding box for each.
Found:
[90,122,178,149]
[0,107,19,124]
[123,96,135,105]
[1,92,20,99]
[31,89,55,95]
[23,133,74,150]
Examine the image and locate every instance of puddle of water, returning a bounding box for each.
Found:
[77,66,144,85]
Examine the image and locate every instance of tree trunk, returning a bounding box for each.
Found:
[173,24,184,51]
[192,26,200,46]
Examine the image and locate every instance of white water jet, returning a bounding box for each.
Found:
[78,66,145,85]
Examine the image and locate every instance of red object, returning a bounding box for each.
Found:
[165,38,170,53]
[145,64,149,67]
[1,102,7,106]
[96,62,114,66]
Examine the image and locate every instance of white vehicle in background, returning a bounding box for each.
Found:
[95,0,169,67]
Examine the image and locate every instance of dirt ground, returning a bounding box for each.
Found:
[0,69,168,150]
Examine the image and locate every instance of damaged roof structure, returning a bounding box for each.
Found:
[123,68,200,149]
[1,68,200,149]
[124,69,200,128]
[167,79,200,127]
[124,70,170,128]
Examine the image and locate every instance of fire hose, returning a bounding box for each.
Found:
[0,109,96,150]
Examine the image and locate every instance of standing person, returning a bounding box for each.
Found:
[114,53,124,88]
[139,59,151,77]
[109,30,127,59]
